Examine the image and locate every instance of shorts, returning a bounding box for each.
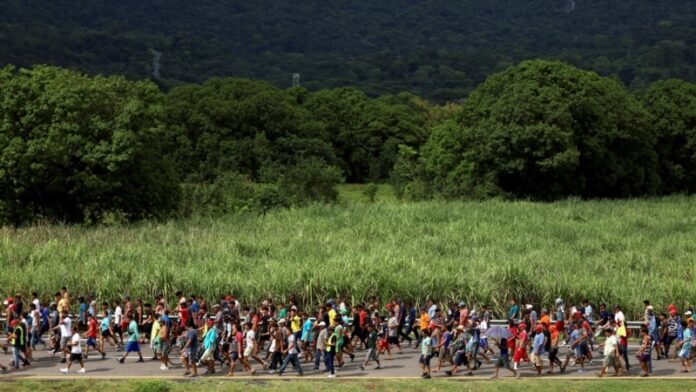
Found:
[60,337,71,351]
[496,354,510,369]
[419,354,432,367]
[113,325,122,335]
[159,341,170,356]
[388,336,399,345]
[101,330,112,338]
[454,351,468,366]
[86,337,97,347]
[69,353,83,362]
[184,349,198,363]
[480,338,488,349]
[243,347,253,357]
[365,348,379,362]
[230,351,239,361]
[639,353,650,363]
[438,347,450,361]
[603,354,617,368]
[531,353,543,367]
[679,347,691,359]
[126,341,140,353]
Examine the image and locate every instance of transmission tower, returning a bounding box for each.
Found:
[292,73,301,87]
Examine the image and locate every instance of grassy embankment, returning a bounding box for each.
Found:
[1,185,695,318]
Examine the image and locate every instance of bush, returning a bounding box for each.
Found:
[363,183,379,202]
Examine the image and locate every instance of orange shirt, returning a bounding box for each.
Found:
[539,315,550,327]
[419,314,430,331]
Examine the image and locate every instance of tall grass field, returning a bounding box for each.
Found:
[2,196,695,318]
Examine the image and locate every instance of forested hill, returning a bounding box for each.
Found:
[2,0,696,101]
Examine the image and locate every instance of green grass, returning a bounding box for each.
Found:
[2,196,696,318]
[5,380,696,392]
[337,183,397,203]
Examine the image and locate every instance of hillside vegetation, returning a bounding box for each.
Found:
[2,0,696,100]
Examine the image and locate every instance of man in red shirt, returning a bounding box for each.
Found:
[82,314,106,359]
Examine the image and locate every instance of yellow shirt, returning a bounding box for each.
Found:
[329,309,337,326]
[617,324,627,338]
[150,320,161,342]
[58,298,69,314]
[291,315,301,333]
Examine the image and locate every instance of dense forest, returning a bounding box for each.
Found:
[1,60,696,225]
[2,0,696,101]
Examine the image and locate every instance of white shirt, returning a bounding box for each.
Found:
[32,299,40,311]
[31,310,40,332]
[604,335,617,356]
[71,332,82,354]
[60,317,72,337]
[287,334,298,355]
[614,311,625,325]
[246,330,256,349]
[114,306,123,324]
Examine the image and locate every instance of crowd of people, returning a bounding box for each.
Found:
[2,288,696,378]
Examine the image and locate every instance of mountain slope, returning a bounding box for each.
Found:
[2,0,696,100]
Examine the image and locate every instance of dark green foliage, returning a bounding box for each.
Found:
[0,65,180,225]
[278,158,343,204]
[641,80,696,194]
[4,1,696,101]
[179,173,288,217]
[304,89,430,182]
[362,183,379,203]
[421,60,660,199]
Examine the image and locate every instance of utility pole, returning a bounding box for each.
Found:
[292,73,301,87]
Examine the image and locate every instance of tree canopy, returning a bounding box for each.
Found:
[2,0,696,101]
[0,66,179,224]
[421,60,660,199]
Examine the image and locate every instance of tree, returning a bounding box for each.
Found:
[0,65,180,225]
[422,60,660,199]
[641,79,696,194]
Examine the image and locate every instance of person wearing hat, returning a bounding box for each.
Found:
[314,321,328,372]
[531,325,545,375]
[446,325,469,377]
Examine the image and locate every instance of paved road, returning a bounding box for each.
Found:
[1,342,695,380]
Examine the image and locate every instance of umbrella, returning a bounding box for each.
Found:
[485,326,513,339]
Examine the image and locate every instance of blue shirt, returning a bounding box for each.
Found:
[100,315,110,332]
[508,305,520,320]
[533,332,545,354]
[162,314,172,330]
[301,319,313,341]
[187,329,198,352]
